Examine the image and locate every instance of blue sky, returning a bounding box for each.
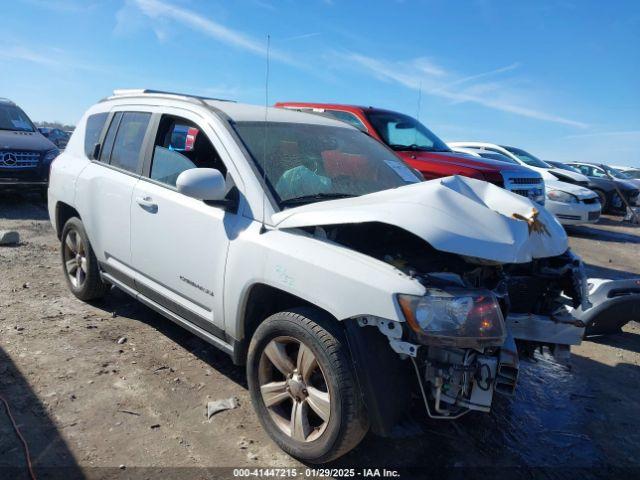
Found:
[2,0,639,165]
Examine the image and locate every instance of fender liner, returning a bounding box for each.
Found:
[344,319,411,437]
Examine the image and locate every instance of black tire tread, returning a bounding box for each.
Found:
[61,217,109,301]
[248,308,368,463]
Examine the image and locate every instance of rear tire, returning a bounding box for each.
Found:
[247,307,369,463]
[61,217,109,301]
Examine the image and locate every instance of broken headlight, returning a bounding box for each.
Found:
[398,288,506,348]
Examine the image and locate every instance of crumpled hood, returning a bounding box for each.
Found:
[548,167,590,183]
[546,179,598,200]
[271,175,568,264]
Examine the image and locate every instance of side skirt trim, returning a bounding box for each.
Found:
[101,272,234,356]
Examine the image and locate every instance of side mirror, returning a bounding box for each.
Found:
[176,168,226,202]
[92,143,101,160]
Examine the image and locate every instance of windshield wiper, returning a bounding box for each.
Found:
[388,144,447,152]
[280,193,356,207]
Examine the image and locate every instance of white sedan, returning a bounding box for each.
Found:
[545,180,601,226]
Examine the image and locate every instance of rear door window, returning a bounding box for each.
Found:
[109,112,151,173]
[84,112,109,158]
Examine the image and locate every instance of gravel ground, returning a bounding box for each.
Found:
[1,191,639,479]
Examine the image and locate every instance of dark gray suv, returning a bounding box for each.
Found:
[0,98,60,196]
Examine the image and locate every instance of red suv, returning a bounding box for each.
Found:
[275,102,545,203]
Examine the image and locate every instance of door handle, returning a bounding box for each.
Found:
[136,196,158,212]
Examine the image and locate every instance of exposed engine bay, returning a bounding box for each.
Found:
[313,222,590,419]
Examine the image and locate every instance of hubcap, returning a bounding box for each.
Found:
[258,336,331,442]
[63,230,87,288]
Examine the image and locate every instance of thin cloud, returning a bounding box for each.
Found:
[444,62,522,88]
[0,44,110,73]
[21,0,101,11]
[344,52,587,128]
[130,0,297,65]
[565,130,640,139]
[279,32,322,42]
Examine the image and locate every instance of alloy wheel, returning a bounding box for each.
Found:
[63,229,87,288]
[258,336,331,442]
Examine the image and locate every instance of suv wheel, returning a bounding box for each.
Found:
[61,217,109,301]
[247,308,368,463]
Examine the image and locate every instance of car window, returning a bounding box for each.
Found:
[478,152,519,164]
[590,166,608,178]
[84,112,109,158]
[0,104,35,132]
[366,111,450,153]
[149,115,227,188]
[99,112,123,163]
[502,146,551,168]
[109,112,151,173]
[322,111,367,132]
[604,165,631,179]
[570,164,590,176]
[233,121,419,205]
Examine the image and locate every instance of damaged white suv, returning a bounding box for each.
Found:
[48,89,589,463]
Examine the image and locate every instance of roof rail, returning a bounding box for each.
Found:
[103,89,235,105]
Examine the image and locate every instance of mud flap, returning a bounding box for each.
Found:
[571,278,640,336]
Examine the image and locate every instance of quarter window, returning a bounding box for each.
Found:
[84,112,109,158]
[99,112,122,163]
[109,112,151,173]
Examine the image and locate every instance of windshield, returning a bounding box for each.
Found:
[502,146,551,168]
[551,162,582,174]
[233,121,420,206]
[478,151,519,164]
[0,104,35,132]
[366,111,450,153]
[603,165,631,179]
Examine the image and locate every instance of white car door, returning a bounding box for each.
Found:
[76,110,153,285]
[129,111,239,336]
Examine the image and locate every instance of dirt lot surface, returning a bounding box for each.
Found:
[1,192,639,479]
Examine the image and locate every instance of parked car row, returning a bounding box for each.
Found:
[37,126,71,149]
[45,89,614,463]
[277,103,638,226]
[0,97,60,197]
[1,88,636,462]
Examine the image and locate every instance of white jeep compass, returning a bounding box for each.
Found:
[48,89,589,462]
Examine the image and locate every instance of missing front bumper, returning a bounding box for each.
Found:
[506,312,585,346]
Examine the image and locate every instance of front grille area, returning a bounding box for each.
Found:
[0,151,40,169]
[509,177,543,185]
[500,171,545,204]
[512,189,534,197]
[557,214,581,220]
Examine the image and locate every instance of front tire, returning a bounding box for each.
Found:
[593,189,607,212]
[61,217,109,301]
[247,308,369,463]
